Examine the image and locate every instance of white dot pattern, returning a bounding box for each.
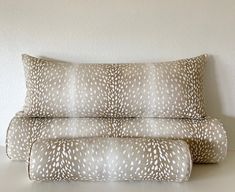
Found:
[6,114,227,163]
[6,54,227,182]
[28,138,192,182]
[22,54,206,118]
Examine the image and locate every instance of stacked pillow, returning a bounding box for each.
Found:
[22,54,206,118]
[6,53,228,182]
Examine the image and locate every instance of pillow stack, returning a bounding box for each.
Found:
[6,54,227,182]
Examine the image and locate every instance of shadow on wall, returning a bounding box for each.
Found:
[204,55,235,149]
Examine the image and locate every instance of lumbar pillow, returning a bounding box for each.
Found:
[22,54,206,118]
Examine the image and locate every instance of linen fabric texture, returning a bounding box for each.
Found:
[28,138,192,182]
[6,114,227,163]
[22,54,206,119]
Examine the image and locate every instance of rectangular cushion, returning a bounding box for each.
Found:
[22,54,206,118]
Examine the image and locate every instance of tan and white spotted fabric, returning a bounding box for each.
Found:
[6,54,227,182]
[28,138,192,182]
[6,113,227,163]
[22,54,206,118]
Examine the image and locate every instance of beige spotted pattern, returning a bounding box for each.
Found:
[22,54,206,118]
[6,113,227,163]
[28,138,192,182]
[6,54,227,182]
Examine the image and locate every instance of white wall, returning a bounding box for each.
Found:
[0,0,235,148]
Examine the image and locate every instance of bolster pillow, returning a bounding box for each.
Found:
[6,114,226,163]
[28,138,192,182]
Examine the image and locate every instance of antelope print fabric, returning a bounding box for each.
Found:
[29,138,192,182]
[22,54,206,118]
[6,114,227,163]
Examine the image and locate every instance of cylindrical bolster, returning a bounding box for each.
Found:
[7,115,227,163]
[28,138,192,182]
